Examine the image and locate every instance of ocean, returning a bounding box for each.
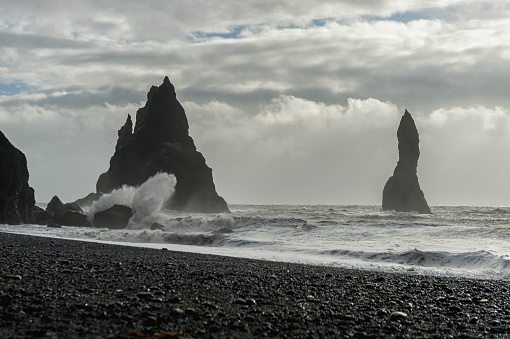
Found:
[1,174,510,281]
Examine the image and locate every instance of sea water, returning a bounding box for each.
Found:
[1,173,510,281]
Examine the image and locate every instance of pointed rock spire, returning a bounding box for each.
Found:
[96,77,229,213]
[133,77,190,144]
[382,110,431,214]
[115,114,132,151]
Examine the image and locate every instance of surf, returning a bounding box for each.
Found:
[1,184,510,281]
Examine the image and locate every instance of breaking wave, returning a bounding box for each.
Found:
[2,204,510,280]
[85,172,176,228]
[326,248,510,272]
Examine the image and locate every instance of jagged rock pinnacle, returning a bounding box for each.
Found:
[382,110,431,214]
[116,114,132,151]
[96,77,229,213]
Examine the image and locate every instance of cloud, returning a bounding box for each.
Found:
[417,106,510,206]
[173,16,510,114]
[185,97,510,206]
[2,1,510,205]
[185,96,401,204]
[0,1,473,41]
[0,91,141,203]
[3,2,510,112]
[0,31,92,49]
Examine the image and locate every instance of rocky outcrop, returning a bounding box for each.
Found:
[0,130,35,224]
[382,110,431,214]
[33,205,51,224]
[150,222,164,231]
[53,212,92,228]
[73,192,102,208]
[93,205,133,229]
[96,77,229,213]
[44,196,92,227]
[46,196,83,216]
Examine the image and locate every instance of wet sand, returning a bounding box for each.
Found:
[1,232,509,338]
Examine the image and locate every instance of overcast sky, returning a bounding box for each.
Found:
[2,1,510,206]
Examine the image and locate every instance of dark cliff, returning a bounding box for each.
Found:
[96,77,229,213]
[382,110,431,214]
[0,130,35,224]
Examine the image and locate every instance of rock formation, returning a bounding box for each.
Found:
[93,205,133,229]
[32,205,48,224]
[96,77,229,213]
[0,130,35,224]
[44,196,92,227]
[382,110,431,214]
[73,192,102,208]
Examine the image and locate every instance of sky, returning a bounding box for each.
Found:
[2,1,510,206]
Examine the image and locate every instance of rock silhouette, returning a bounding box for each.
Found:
[96,77,229,213]
[73,192,102,208]
[44,195,92,227]
[93,204,133,229]
[383,110,431,214]
[0,130,35,224]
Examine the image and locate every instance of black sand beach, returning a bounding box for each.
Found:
[1,232,509,338]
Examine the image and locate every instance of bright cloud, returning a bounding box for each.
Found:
[2,1,510,205]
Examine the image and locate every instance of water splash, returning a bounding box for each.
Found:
[2,204,510,280]
[85,173,176,228]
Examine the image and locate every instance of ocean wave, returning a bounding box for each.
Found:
[4,204,510,281]
[164,233,218,246]
[127,214,318,234]
[325,248,510,272]
[85,172,176,225]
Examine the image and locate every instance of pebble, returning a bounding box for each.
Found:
[1,232,510,338]
[390,311,408,320]
[246,298,257,306]
[167,296,181,303]
[172,308,185,316]
[3,274,22,280]
[136,292,154,300]
[234,298,247,305]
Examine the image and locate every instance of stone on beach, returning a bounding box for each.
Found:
[1,232,510,338]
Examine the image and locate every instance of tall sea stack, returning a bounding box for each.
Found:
[382,110,431,214]
[0,130,35,224]
[96,77,229,213]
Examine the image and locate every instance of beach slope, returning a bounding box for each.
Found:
[0,232,509,338]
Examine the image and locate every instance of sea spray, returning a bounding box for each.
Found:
[86,173,176,228]
[3,205,510,280]
[128,173,176,229]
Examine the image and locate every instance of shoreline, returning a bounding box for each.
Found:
[1,232,509,338]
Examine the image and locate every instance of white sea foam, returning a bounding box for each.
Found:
[1,203,510,281]
[85,172,176,228]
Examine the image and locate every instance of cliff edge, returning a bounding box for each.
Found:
[0,130,35,224]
